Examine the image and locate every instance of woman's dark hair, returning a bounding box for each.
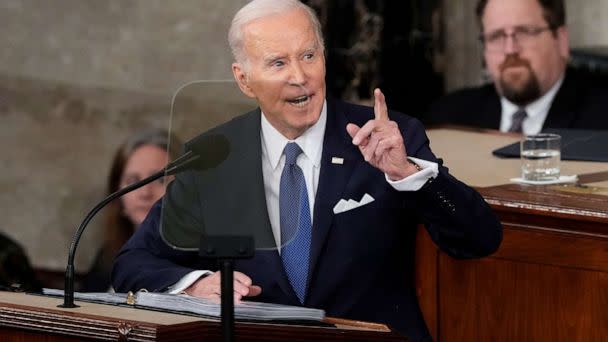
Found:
[101,128,182,267]
[476,0,566,30]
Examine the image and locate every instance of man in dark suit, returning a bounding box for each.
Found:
[427,0,608,134]
[112,1,502,341]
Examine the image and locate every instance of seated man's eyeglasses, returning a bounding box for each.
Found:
[479,26,554,52]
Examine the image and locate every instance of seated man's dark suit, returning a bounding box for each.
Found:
[112,98,502,342]
[426,67,608,130]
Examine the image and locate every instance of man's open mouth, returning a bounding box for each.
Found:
[287,95,311,107]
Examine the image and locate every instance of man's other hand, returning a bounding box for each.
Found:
[185,271,262,303]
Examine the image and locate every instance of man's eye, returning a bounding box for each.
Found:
[486,31,506,42]
[272,60,285,67]
[304,53,314,60]
[514,27,534,36]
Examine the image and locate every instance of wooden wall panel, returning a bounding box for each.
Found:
[415,227,439,341]
[439,252,608,342]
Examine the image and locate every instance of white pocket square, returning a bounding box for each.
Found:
[333,193,375,214]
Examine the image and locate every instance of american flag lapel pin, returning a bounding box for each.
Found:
[331,157,344,165]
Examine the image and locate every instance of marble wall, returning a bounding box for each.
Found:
[0,75,253,272]
[0,0,247,93]
[0,0,251,271]
[566,1,608,47]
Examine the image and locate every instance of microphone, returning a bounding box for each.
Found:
[60,134,229,308]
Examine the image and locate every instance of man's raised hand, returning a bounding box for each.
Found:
[346,88,418,180]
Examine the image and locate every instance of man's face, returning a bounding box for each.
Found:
[232,8,326,140]
[482,0,569,106]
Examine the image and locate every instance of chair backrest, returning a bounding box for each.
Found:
[570,47,608,77]
[0,233,41,292]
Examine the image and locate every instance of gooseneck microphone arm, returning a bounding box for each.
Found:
[60,151,200,308]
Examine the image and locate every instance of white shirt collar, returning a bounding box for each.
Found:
[500,75,564,134]
[260,100,327,170]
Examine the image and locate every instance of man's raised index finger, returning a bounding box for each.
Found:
[374,88,389,121]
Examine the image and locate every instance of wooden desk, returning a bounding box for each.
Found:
[416,129,608,342]
[0,292,405,341]
[426,128,608,188]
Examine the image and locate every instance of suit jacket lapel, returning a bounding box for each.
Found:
[307,100,359,296]
[236,102,362,304]
[211,110,298,302]
[543,68,579,129]
[221,109,276,248]
[239,111,298,301]
[484,89,502,129]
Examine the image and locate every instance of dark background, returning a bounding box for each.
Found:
[304,0,444,120]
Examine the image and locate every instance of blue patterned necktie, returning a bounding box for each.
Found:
[279,142,312,303]
[509,108,528,133]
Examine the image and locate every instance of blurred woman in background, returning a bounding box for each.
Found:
[82,128,181,292]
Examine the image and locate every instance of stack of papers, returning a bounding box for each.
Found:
[43,289,325,322]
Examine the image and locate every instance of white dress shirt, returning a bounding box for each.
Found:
[168,100,438,293]
[260,101,326,250]
[499,76,564,135]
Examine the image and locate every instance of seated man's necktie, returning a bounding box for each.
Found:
[509,108,528,133]
[279,142,312,303]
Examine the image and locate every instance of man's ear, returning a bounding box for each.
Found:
[232,63,255,98]
[556,26,570,60]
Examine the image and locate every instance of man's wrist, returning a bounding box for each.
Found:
[386,158,420,181]
[167,270,212,294]
[385,157,439,191]
[407,158,423,172]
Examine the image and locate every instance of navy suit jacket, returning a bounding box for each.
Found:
[426,67,608,130]
[113,99,502,342]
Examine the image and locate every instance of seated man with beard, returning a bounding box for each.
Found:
[427,0,608,134]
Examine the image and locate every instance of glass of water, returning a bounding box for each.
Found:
[520,133,561,181]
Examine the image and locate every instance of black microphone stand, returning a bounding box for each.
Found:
[59,151,200,308]
[58,141,247,342]
[199,236,254,342]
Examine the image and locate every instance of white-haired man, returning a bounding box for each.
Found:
[113,1,502,341]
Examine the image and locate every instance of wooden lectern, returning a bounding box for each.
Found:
[0,292,407,341]
[416,128,608,341]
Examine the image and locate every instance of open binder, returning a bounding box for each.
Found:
[43,288,326,324]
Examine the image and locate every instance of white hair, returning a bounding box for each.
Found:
[228,0,325,66]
